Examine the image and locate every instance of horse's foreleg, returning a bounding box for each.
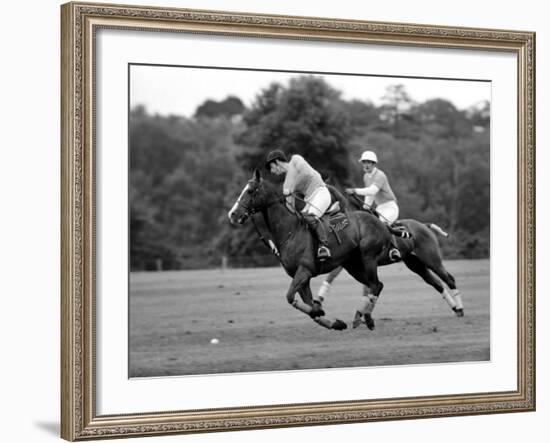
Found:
[285,266,310,304]
[355,263,383,330]
[286,267,323,318]
[297,287,347,331]
[352,286,380,330]
[286,267,346,330]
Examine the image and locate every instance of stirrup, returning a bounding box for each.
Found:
[389,248,401,262]
[317,246,331,261]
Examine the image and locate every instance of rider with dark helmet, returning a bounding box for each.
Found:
[265,150,332,261]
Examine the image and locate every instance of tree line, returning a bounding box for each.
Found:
[130,76,490,270]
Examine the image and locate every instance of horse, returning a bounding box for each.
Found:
[318,191,464,329]
[228,169,406,331]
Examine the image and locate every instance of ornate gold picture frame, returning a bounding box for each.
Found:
[61,2,535,440]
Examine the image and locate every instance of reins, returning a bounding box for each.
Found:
[234,181,287,216]
[235,182,293,265]
[237,182,339,264]
[348,193,394,222]
[290,192,322,216]
[348,192,411,239]
[249,214,287,264]
[246,190,327,268]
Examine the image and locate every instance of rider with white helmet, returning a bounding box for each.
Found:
[345,150,402,262]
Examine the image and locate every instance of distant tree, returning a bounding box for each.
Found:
[129,80,491,268]
[379,84,415,137]
[342,99,380,128]
[194,96,245,119]
[466,100,490,130]
[415,99,471,139]
[236,76,353,185]
[411,99,487,232]
[129,106,244,269]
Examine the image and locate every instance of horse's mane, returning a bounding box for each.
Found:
[260,178,283,198]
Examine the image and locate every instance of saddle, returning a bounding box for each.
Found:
[321,211,353,246]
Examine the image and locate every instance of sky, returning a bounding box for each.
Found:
[130,64,491,117]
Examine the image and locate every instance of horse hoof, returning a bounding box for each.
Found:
[364,314,375,330]
[309,302,325,319]
[332,319,347,331]
[453,308,465,317]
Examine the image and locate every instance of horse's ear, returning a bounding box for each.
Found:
[253,168,261,181]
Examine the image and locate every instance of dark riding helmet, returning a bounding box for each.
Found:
[265,150,288,170]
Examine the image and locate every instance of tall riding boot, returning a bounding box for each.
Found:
[304,215,331,261]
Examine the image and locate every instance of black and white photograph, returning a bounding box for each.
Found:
[128,65,491,378]
[0,0,537,441]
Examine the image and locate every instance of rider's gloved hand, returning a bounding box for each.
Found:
[345,188,356,195]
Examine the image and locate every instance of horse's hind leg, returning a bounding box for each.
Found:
[413,230,464,316]
[403,254,462,316]
[427,262,463,316]
[343,259,383,330]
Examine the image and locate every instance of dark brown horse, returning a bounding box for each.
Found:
[320,192,464,329]
[228,169,405,330]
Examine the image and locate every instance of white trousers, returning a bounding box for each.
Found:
[376,200,399,224]
[302,186,331,217]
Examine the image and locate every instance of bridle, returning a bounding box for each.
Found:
[232,179,292,264]
[234,179,287,219]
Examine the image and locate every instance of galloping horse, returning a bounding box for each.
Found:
[228,169,464,331]
[321,193,464,329]
[228,169,407,330]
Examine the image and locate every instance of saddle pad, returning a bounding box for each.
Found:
[327,212,350,233]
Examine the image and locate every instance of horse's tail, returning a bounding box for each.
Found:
[426,223,450,238]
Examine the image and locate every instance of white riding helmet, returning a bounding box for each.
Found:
[359,150,378,163]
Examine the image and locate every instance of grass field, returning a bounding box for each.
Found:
[129,259,489,377]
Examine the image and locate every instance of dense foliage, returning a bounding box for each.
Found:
[130,77,490,270]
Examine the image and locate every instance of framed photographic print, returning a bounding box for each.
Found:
[61,1,535,440]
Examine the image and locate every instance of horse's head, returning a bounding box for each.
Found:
[228,169,272,225]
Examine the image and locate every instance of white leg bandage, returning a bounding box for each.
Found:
[441,288,457,309]
[451,289,464,310]
[316,281,331,302]
[359,292,379,315]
